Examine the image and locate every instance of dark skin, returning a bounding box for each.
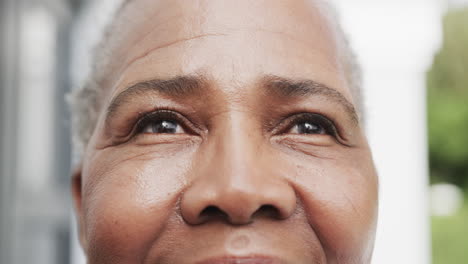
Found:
[72,0,378,263]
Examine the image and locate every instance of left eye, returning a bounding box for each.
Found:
[288,121,326,135]
[142,120,185,134]
[281,113,337,136]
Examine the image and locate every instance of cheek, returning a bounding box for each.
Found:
[82,148,194,263]
[292,153,378,261]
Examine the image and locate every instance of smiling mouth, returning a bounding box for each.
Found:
[195,256,284,264]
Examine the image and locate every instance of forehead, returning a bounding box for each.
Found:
[102,0,349,102]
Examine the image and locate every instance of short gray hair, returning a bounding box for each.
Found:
[68,0,363,160]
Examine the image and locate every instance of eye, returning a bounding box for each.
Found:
[136,110,188,135]
[282,113,337,136]
[142,120,185,134]
[289,121,326,135]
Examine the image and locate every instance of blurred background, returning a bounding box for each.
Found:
[0,0,467,263]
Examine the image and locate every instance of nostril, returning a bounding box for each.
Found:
[253,204,281,219]
[199,205,229,223]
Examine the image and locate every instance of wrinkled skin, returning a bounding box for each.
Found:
[72,0,379,263]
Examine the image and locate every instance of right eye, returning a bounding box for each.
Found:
[136,110,188,135]
[278,112,338,138]
[288,120,327,135]
[141,120,185,134]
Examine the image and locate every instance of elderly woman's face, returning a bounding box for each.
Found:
[72,0,378,263]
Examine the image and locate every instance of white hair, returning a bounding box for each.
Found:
[68,0,363,160]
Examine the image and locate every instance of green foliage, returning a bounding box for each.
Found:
[432,198,468,264]
[427,7,468,188]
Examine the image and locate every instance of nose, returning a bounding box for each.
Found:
[181,175,297,225]
[180,125,297,226]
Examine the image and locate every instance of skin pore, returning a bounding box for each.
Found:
[72,0,379,263]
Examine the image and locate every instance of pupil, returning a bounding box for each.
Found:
[154,120,177,133]
[298,122,322,134]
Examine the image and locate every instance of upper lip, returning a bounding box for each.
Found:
[194,255,284,264]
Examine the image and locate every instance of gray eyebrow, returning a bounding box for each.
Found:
[262,75,359,124]
[105,75,207,123]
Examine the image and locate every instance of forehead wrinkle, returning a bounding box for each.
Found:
[261,75,359,124]
[107,0,229,87]
[114,32,226,85]
[104,0,341,101]
[111,0,337,76]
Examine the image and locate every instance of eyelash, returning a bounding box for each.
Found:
[132,110,339,139]
[134,110,195,135]
[276,112,339,137]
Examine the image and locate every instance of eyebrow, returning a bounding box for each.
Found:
[106,75,207,123]
[262,75,359,124]
[105,74,359,125]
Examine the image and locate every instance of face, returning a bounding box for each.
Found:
[72,0,378,263]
